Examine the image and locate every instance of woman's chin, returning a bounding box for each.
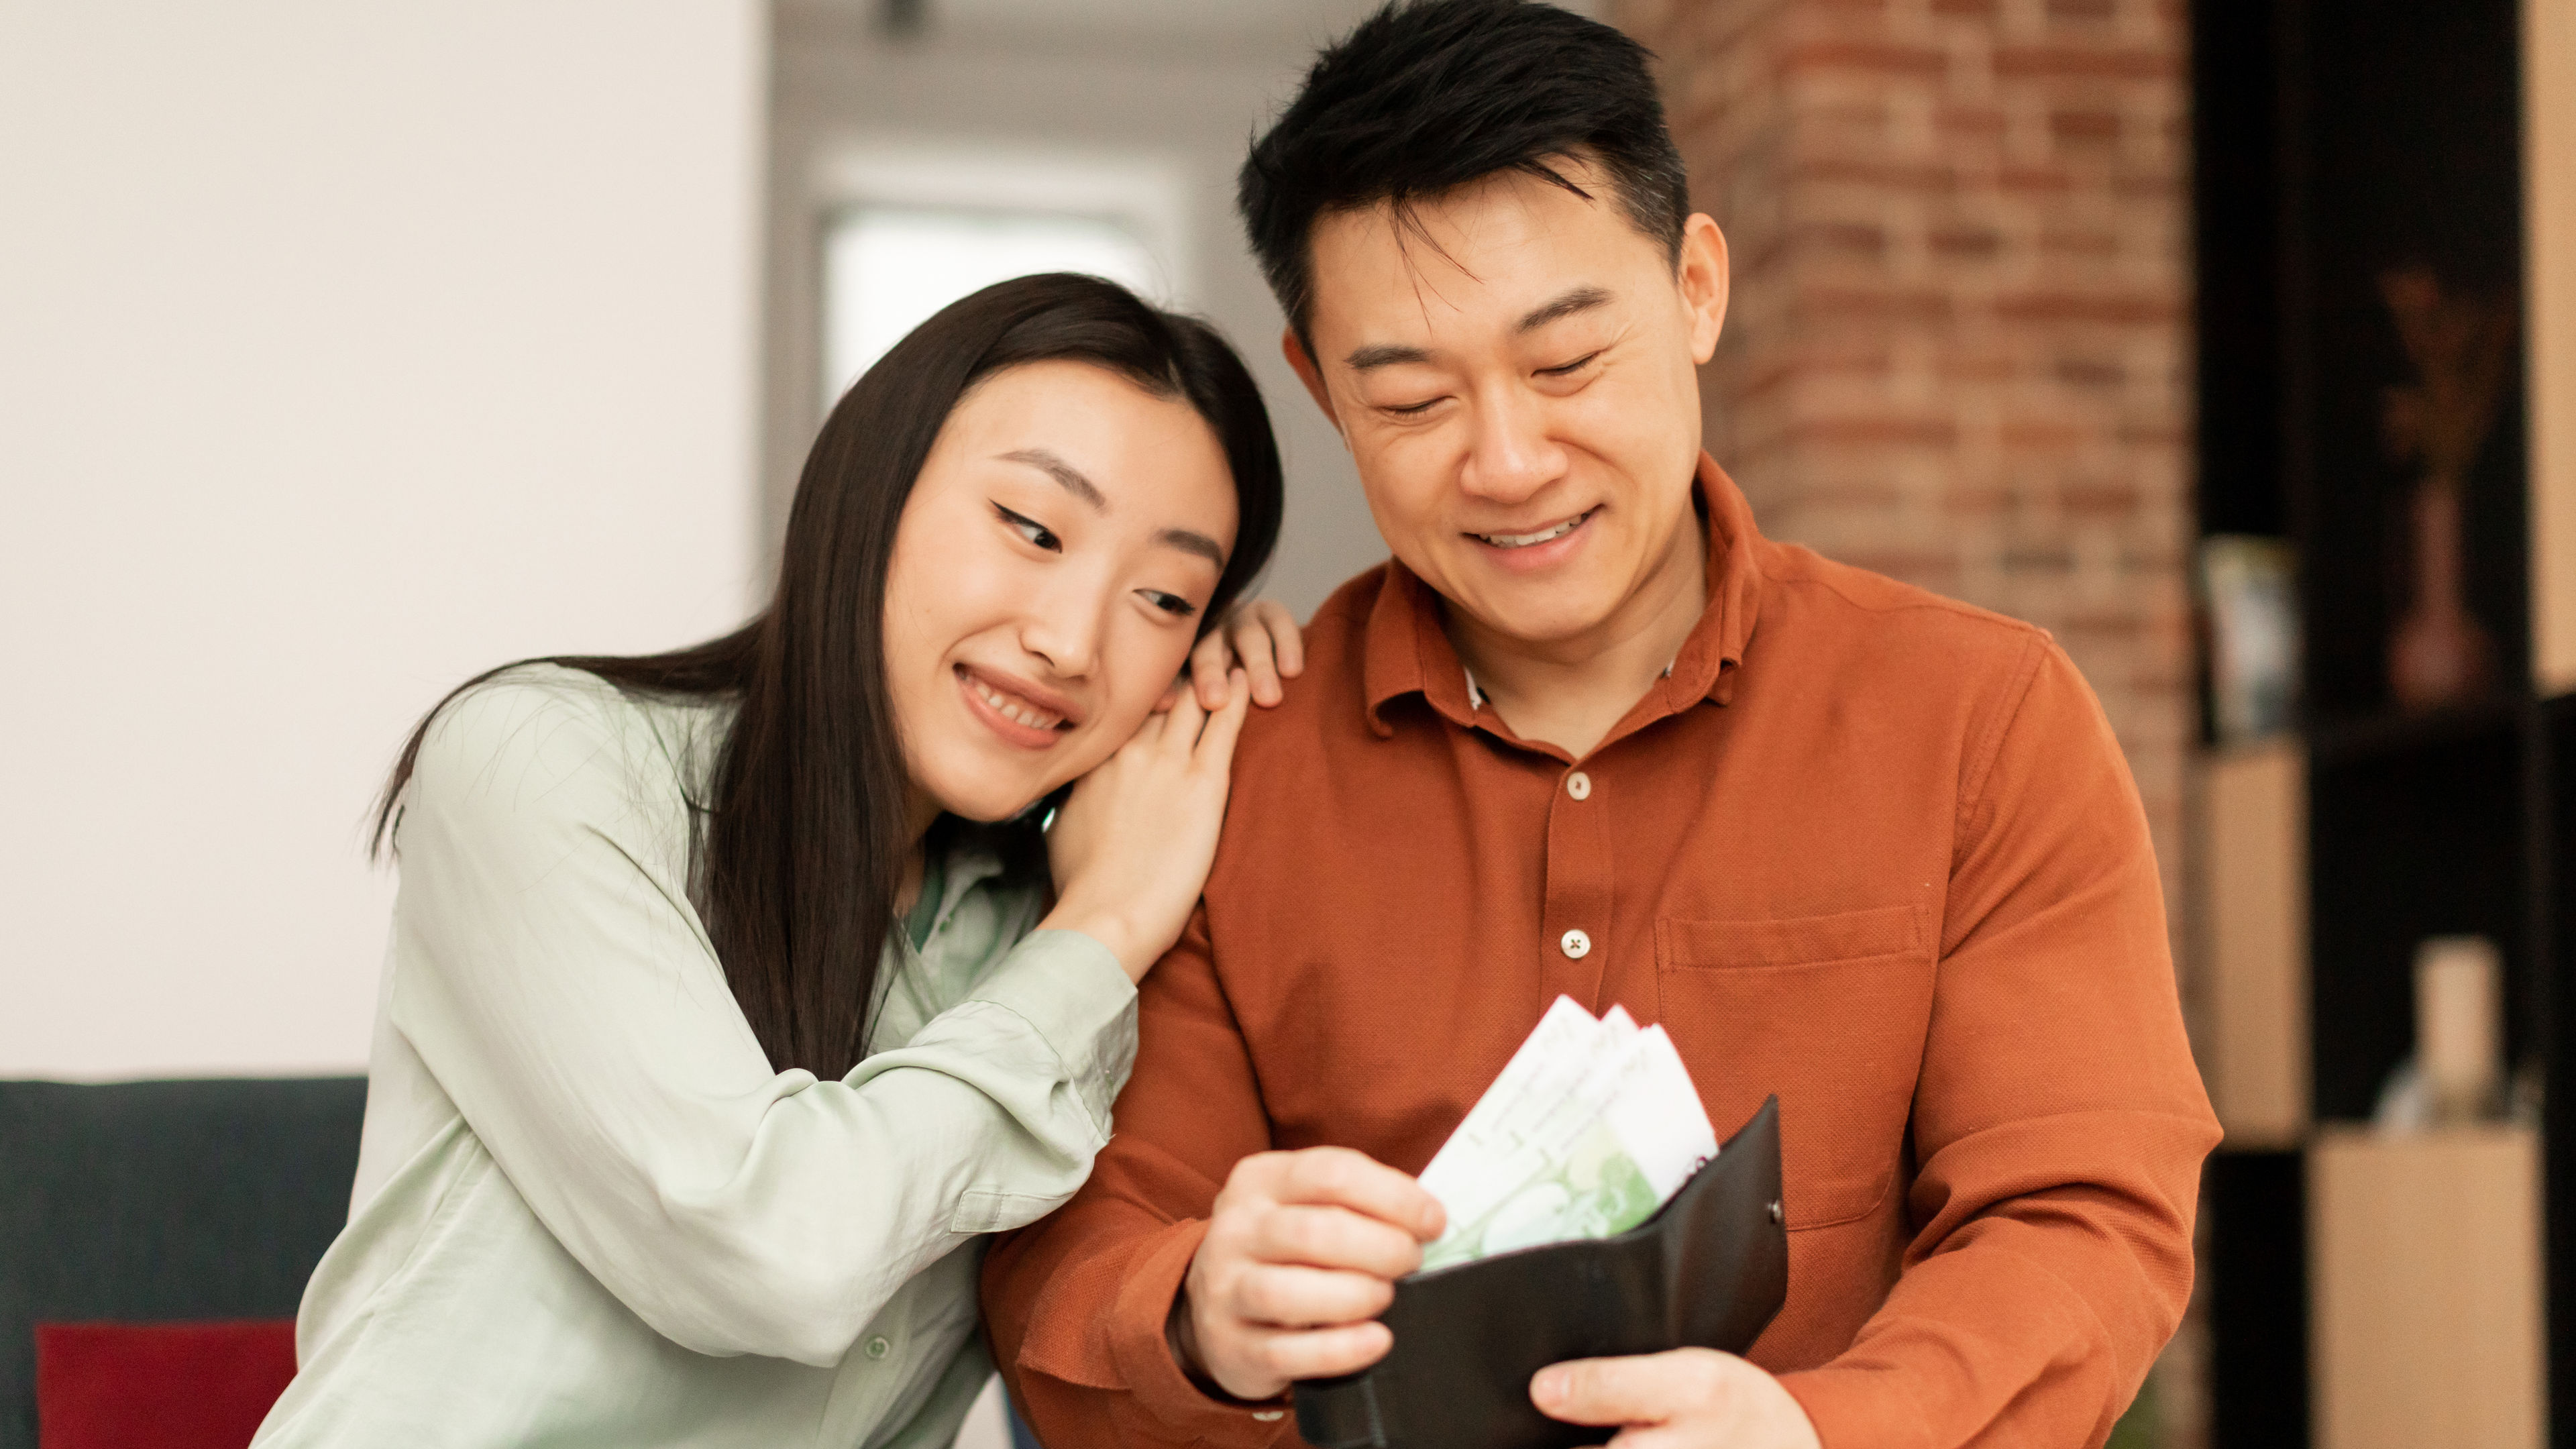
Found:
[918,771,1064,827]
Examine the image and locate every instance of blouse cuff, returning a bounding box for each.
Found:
[964,928,1139,1130]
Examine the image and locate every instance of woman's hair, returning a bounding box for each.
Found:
[373,273,1285,1080]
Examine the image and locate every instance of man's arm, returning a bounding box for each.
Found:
[1778,640,2219,1446]
[1533,639,2218,1449]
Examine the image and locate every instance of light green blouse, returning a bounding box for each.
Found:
[252,665,1138,1449]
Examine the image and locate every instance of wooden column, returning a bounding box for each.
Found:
[2532,0,2576,694]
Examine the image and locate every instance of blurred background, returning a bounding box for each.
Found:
[1,1,2570,1447]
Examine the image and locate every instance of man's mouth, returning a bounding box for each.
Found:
[959,665,1071,731]
[1470,508,1597,549]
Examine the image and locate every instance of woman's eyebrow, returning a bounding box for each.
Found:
[1156,528,1227,568]
[999,446,1224,567]
[997,447,1108,511]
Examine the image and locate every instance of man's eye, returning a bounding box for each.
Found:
[1140,590,1199,619]
[994,503,1061,551]
[1539,351,1602,377]
[1383,397,1442,417]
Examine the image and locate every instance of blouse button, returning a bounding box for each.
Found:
[863,1335,892,1360]
[1565,770,1592,800]
[1560,928,1592,960]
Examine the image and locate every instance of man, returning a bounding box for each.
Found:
[984,3,2218,1444]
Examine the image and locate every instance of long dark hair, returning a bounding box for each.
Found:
[373,274,1284,1079]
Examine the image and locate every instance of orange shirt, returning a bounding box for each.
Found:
[984,458,2218,1449]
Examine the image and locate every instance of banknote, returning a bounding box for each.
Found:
[1415,997,1718,1272]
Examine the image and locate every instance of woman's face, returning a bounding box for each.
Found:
[884,359,1240,824]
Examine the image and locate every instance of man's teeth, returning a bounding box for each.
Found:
[971,677,1065,730]
[1477,511,1591,548]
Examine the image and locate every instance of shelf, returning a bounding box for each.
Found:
[2302,695,2526,765]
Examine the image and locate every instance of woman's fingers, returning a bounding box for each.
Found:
[1193,668,1252,767]
[1228,611,1282,706]
[1159,672,1210,757]
[1188,600,1305,709]
[1188,627,1239,710]
[1252,599,1305,682]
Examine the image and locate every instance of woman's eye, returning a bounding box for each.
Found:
[1140,590,1199,619]
[993,503,1060,551]
[1539,351,1601,378]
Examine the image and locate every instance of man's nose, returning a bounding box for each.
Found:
[1457,383,1565,504]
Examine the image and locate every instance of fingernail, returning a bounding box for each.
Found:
[1532,1368,1564,1405]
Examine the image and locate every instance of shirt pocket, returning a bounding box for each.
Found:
[1654,904,1935,1230]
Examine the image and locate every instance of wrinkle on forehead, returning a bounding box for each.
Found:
[1321,156,1609,344]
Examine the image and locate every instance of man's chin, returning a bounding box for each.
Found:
[1445,590,1625,651]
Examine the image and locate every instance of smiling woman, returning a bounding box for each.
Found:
[246,274,1289,1449]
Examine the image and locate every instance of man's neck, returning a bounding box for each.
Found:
[1446,508,1709,760]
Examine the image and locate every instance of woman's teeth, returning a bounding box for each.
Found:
[970,676,1065,730]
[1476,509,1593,549]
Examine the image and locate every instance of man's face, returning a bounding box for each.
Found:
[1289,158,1729,648]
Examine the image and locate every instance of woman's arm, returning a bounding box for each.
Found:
[387,676,1135,1366]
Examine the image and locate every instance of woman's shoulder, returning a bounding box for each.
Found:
[405,664,708,834]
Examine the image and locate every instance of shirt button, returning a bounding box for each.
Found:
[1560,928,1592,959]
[1565,771,1592,800]
[863,1335,892,1360]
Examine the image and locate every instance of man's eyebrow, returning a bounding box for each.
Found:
[1338,287,1614,372]
[1343,342,1432,373]
[997,448,1107,511]
[1517,285,1613,333]
[1156,528,1228,568]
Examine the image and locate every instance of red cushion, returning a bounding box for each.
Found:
[34,1320,299,1449]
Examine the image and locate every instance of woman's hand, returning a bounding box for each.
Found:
[1177,600,1304,711]
[1041,667,1254,982]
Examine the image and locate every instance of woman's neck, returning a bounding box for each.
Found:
[896,788,941,916]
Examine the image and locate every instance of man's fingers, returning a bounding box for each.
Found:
[1531,1352,1706,1428]
[1228,1263,1396,1328]
[1236,1321,1394,1383]
[1270,1147,1446,1242]
[1248,1202,1424,1279]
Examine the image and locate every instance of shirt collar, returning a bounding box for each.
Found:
[1361,453,1767,738]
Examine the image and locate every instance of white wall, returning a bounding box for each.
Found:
[0,1,769,1079]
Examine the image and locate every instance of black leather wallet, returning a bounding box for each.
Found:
[1293,1097,1788,1449]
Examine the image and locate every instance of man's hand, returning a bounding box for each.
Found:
[1531,1349,1821,1448]
[1174,1146,1445,1401]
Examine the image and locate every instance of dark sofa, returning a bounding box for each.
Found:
[0,1077,366,1449]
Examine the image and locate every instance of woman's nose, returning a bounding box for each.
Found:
[1016,586,1105,682]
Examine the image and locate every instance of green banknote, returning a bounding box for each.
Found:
[1414,996,1718,1273]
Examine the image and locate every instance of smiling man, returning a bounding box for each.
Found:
[982,4,2218,1446]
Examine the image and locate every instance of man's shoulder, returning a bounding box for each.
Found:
[1231,562,1393,766]
[1755,539,2053,678]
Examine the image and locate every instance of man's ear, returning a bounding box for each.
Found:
[1282,328,1343,434]
[1678,213,1731,366]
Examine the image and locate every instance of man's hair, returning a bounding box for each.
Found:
[1238,0,1690,343]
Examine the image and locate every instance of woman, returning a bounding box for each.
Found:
[253,274,1297,1448]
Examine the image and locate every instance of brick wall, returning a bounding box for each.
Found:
[1613,0,2194,965]
[1611,0,2201,1435]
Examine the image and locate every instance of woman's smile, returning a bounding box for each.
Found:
[955,662,1078,748]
